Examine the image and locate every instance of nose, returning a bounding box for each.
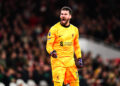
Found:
[61,15,65,18]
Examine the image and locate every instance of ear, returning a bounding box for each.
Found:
[70,15,72,19]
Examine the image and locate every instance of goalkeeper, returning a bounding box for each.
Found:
[46,6,83,86]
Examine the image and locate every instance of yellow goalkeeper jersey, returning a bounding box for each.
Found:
[46,22,81,67]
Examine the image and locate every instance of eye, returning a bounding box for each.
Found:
[60,13,63,15]
[64,13,67,15]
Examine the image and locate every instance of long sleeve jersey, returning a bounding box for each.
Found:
[46,22,82,67]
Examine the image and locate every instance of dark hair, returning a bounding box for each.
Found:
[61,6,72,15]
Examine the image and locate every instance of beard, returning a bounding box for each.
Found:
[60,18,69,26]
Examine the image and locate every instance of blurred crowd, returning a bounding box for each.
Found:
[79,52,120,86]
[0,0,120,86]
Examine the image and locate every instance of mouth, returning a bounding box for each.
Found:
[61,18,66,22]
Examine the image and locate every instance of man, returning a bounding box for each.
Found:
[46,6,83,86]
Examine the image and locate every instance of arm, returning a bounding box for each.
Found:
[46,27,57,57]
[74,28,83,68]
[74,28,82,59]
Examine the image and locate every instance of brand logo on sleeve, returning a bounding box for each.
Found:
[48,32,51,36]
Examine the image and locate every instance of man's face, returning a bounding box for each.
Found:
[60,10,71,25]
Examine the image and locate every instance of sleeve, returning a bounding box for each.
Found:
[74,27,82,59]
[46,27,56,54]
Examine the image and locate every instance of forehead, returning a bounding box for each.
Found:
[60,10,70,14]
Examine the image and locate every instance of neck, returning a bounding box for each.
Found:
[65,21,70,26]
[60,22,70,28]
[60,21,70,27]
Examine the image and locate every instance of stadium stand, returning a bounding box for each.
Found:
[0,0,120,86]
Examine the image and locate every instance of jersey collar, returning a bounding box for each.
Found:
[60,22,70,28]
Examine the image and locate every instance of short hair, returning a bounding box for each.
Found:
[61,6,72,15]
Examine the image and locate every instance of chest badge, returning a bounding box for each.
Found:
[60,41,63,46]
[72,34,74,38]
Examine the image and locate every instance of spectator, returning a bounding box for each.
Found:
[0,0,120,86]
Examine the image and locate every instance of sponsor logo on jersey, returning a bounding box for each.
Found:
[64,42,72,46]
[60,41,72,46]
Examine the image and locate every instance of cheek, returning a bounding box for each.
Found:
[67,16,71,19]
[60,15,63,18]
[60,15,62,18]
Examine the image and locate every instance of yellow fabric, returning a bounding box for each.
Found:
[54,81,79,86]
[54,82,63,86]
[52,66,79,85]
[70,81,79,86]
[52,66,66,83]
[46,22,82,67]
[46,22,81,84]
[64,66,79,85]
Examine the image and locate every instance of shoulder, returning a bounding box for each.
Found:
[50,22,60,31]
[70,24,79,31]
[49,22,60,34]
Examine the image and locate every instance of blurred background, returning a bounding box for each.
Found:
[0,0,120,86]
